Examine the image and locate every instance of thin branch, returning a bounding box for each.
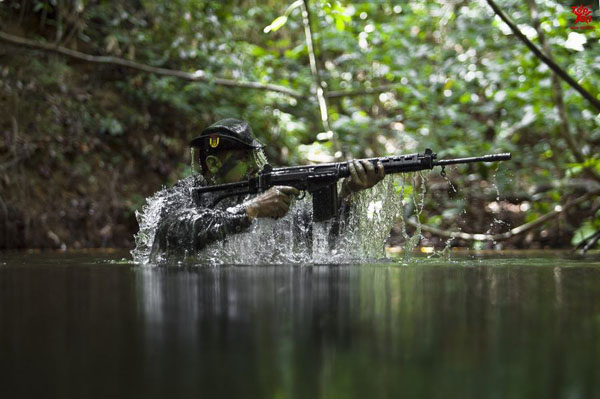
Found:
[409,189,600,241]
[300,0,341,154]
[10,116,18,155]
[526,0,600,182]
[60,0,88,47]
[0,31,306,99]
[526,0,587,167]
[576,229,600,253]
[18,0,28,26]
[55,0,63,44]
[39,4,47,30]
[327,84,399,98]
[300,0,330,125]
[485,0,600,112]
[0,31,405,103]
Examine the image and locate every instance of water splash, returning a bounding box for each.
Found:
[196,199,314,264]
[131,177,197,264]
[395,172,428,259]
[436,167,461,258]
[441,169,457,193]
[132,175,404,265]
[486,164,511,249]
[131,195,165,265]
[334,175,402,261]
[492,163,501,202]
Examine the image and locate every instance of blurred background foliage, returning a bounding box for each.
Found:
[0,0,598,250]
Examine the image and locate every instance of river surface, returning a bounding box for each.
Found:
[1,251,599,398]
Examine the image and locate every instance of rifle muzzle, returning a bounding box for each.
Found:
[434,153,511,166]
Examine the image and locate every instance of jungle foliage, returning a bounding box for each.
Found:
[0,0,598,250]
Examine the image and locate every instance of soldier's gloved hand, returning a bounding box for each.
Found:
[245,186,300,219]
[341,160,385,195]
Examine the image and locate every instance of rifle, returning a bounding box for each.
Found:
[192,148,511,222]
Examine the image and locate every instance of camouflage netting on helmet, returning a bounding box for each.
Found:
[250,148,268,170]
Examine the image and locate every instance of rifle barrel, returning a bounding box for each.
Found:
[194,179,250,193]
[433,153,511,166]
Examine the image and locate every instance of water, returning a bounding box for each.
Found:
[1,251,599,398]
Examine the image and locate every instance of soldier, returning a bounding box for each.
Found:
[142,118,384,258]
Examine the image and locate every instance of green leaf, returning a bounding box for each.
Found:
[571,221,598,247]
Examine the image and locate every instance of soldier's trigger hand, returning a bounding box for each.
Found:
[343,160,385,193]
[245,186,300,219]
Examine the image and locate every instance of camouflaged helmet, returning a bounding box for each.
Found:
[189,118,264,154]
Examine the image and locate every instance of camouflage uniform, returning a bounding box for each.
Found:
[151,174,255,255]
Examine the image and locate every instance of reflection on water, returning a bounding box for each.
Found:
[0,253,599,398]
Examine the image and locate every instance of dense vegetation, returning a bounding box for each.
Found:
[0,0,598,250]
